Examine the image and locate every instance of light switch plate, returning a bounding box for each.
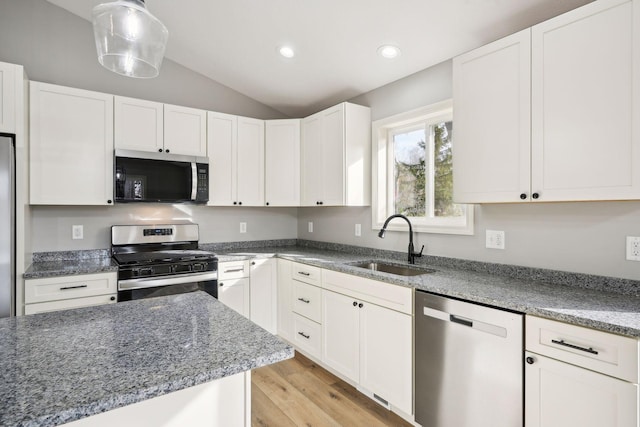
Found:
[486,230,505,249]
[239,222,247,233]
[72,225,83,240]
[355,224,361,237]
[308,222,313,233]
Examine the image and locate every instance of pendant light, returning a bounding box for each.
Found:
[92,0,168,78]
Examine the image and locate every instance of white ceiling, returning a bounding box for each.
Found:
[46,0,592,117]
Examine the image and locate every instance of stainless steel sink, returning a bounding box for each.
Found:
[347,260,436,277]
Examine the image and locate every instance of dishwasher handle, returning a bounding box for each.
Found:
[450,314,473,328]
[423,306,508,338]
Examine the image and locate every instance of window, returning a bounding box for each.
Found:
[372,100,474,235]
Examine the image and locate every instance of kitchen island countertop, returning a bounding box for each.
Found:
[0,291,293,427]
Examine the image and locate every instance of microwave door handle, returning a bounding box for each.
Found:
[191,162,197,200]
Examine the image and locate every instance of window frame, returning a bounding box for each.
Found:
[371,100,474,235]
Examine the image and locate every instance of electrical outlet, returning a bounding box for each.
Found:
[239,222,247,233]
[355,224,361,237]
[72,225,83,240]
[308,222,313,233]
[486,230,505,249]
[626,236,640,261]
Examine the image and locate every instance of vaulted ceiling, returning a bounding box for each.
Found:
[47,0,592,116]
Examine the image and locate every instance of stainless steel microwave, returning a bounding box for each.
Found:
[114,149,209,204]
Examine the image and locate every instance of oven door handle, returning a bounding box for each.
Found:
[118,272,218,291]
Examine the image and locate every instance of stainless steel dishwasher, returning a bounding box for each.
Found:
[415,290,523,427]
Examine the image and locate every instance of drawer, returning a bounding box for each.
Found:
[526,316,639,383]
[292,280,321,323]
[322,269,413,315]
[25,294,117,315]
[293,313,322,359]
[292,262,321,287]
[25,272,117,304]
[218,260,250,280]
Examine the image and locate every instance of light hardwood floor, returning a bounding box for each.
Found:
[252,352,413,427]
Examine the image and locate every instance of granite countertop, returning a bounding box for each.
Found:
[211,245,640,339]
[0,292,294,427]
[24,242,640,338]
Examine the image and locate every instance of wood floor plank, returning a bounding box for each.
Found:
[285,370,389,427]
[252,352,414,427]
[253,363,342,427]
[251,384,297,427]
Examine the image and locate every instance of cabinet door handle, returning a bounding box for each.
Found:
[532,192,540,200]
[60,284,88,291]
[551,339,599,355]
[297,298,310,304]
[298,271,310,276]
[519,193,527,200]
[224,268,244,273]
[298,332,310,339]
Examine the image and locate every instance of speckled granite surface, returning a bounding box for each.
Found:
[0,292,293,427]
[24,240,640,337]
[23,258,118,279]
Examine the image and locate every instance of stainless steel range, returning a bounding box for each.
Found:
[112,224,218,302]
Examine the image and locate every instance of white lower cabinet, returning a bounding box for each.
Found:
[525,316,639,427]
[24,272,117,315]
[276,259,294,341]
[217,277,250,318]
[321,288,412,415]
[217,261,250,318]
[249,258,277,334]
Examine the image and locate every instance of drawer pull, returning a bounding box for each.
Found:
[298,331,310,339]
[298,271,311,276]
[297,298,310,304]
[224,268,245,273]
[59,284,88,291]
[551,339,599,355]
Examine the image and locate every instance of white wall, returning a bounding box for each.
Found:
[31,205,297,252]
[297,60,640,281]
[0,0,285,119]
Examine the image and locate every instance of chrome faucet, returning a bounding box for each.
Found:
[378,214,424,264]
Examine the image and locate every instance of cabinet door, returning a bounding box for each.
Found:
[301,112,324,206]
[453,29,531,203]
[359,302,412,415]
[321,104,345,206]
[207,112,237,206]
[250,258,277,334]
[531,0,640,201]
[30,82,114,205]
[0,62,16,133]
[236,117,264,206]
[276,259,294,341]
[218,277,249,318]
[164,104,207,156]
[321,289,360,383]
[265,119,300,206]
[114,96,164,152]
[525,352,638,427]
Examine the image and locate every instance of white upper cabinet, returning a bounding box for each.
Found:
[453,29,531,203]
[115,97,206,157]
[164,103,207,156]
[30,82,114,205]
[301,102,371,207]
[114,96,163,153]
[265,119,300,207]
[207,112,264,206]
[531,0,640,201]
[0,62,17,133]
[454,0,640,203]
[236,116,265,206]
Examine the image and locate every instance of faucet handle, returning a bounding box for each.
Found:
[416,245,424,257]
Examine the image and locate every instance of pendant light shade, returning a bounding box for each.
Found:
[92,0,168,78]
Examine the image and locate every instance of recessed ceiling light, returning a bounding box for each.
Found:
[377,45,401,59]
[278,46,295,59]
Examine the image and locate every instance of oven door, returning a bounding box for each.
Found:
[117,271,218,302]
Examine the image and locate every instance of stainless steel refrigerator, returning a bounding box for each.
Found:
[0,135,15,318]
